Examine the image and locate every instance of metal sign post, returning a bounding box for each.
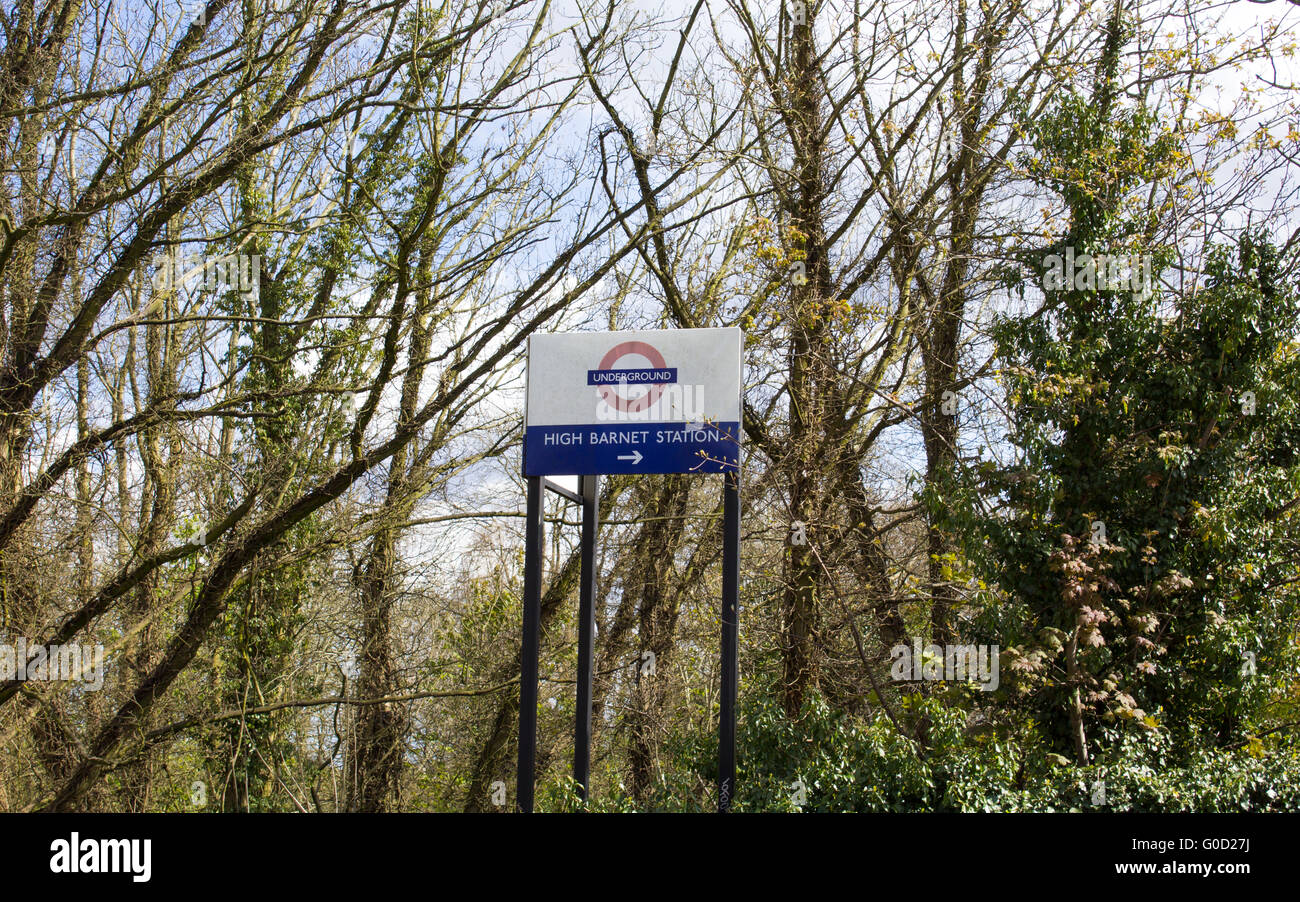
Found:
[516,476,543,814]
[719,468,740,811]
[574,473,599,798]
[517,328,742,812]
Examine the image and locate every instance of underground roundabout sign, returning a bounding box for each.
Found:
[524,328,742,476]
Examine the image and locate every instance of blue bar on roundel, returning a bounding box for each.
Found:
[524,422,741,476]
[586,367,678,386]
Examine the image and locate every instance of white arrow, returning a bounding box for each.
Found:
[617,450,643,465]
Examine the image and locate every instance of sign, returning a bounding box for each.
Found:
[524,328,742,476]
[516,329,744,813]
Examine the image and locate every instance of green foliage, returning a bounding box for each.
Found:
[957,232,1300,762]
[645,686,1300,812]
[940,65,1300,767]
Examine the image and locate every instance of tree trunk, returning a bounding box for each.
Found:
[780,2,832,718]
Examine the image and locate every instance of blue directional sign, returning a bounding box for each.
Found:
[524,329,742,476]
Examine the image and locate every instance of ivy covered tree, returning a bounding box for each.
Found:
[952,66,1300,766]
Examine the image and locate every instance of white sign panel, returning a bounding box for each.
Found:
[524,328,742,476]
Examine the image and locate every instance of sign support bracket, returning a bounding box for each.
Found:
[542,477,582,505]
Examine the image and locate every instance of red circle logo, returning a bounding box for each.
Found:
[597,341,669,413]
